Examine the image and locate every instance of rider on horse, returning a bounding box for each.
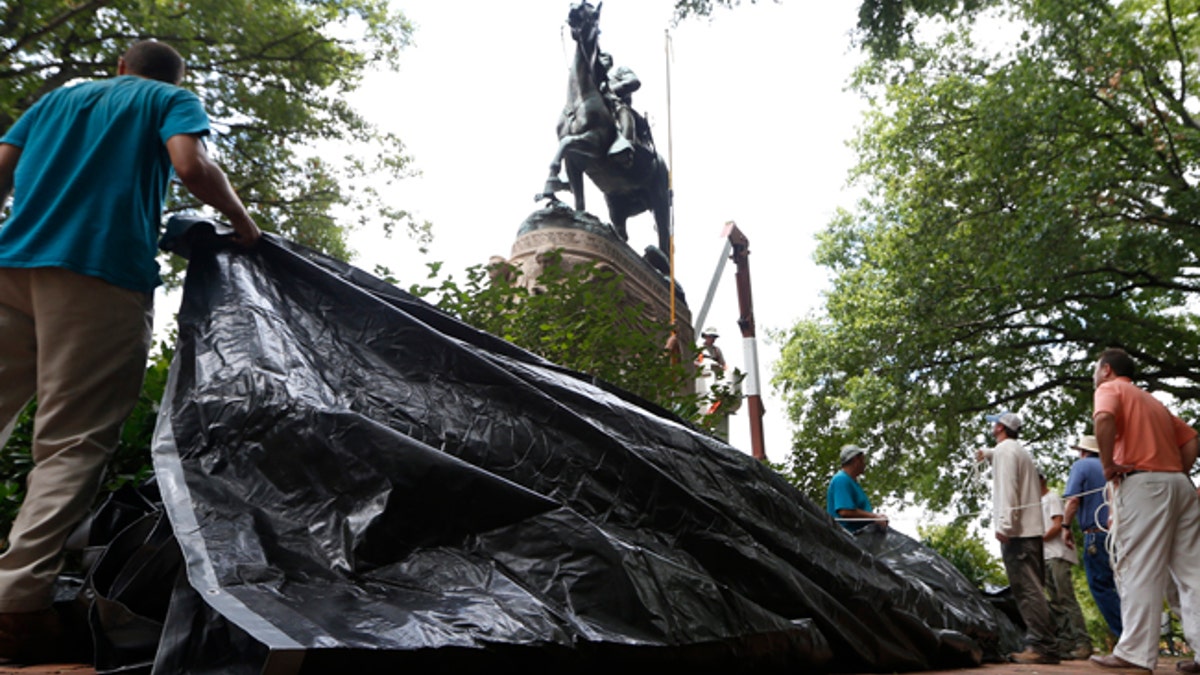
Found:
[598,51,651,167]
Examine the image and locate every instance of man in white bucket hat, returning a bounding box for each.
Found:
[1063,434,1121,639]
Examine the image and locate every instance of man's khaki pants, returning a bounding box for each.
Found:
[1044,556,1090,653]
[1112,471,1200,670]
[0,268,152,613]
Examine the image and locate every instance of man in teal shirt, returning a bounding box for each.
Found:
[0,39,259,662]
[826,444,888,532]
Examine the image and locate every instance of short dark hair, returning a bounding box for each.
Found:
[122,40,185,84]
[1098,347,1136,379]
[1002,426,1020,439]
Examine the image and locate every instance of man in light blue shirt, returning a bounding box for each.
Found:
[826,444,888,532]
[1063,434,1121,637]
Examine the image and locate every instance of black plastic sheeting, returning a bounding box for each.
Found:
[102,217,1022,673]
[854,527,1024,662]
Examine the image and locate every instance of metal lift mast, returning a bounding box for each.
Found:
[696,222,766,461]
[723,222,766,461]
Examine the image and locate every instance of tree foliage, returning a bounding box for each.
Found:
[775,0,1200,511]
[852,0,1000,58]
[671,0,999,60]
[671,0,770,22]
[405,252,717,422]
[1,0,416,268]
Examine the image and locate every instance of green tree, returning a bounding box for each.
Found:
[1,0,417,266]
[671,0,998,60]
[774,0,1200,510]
[671,0,768,21]
[0,413,33,542]
[405,252,717,422]
[851,0,1000,58]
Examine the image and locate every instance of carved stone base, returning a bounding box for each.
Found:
[511,205,693,347]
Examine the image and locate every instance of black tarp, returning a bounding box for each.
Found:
[121,217,1021,673]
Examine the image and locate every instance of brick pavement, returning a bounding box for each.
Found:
[0,666,93,674]
[911,655,1191,674]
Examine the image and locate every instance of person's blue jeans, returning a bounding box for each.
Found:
[1083,530,1122,637]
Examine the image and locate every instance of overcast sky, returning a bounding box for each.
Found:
[343,0,869,465]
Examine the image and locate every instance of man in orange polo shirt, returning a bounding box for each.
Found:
[1088,348,1200,672]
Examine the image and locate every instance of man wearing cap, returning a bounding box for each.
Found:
[826,444,887,533]
[1088,348,1200,672]
[975,411,1058,664]
[1062,434,1121,638]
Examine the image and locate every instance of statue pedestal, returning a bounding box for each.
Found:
[509,204,693,347]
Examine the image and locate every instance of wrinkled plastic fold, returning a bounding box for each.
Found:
[142,217,1019,672]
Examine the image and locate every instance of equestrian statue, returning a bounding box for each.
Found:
[536,1,672,275]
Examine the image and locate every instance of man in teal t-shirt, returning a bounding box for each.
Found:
[826,444,888,533]
[0,40,260,663]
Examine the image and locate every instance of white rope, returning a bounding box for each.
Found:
[963,471,1109,520]
[831,475,1113,527]
[1107,481,1123,587]
[833,488,1110,523]
[833,517,886,522]
[1092,487,1112,534]
[967,464,1121,576]
[1068,482,1119,576]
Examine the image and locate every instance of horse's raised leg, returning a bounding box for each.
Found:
[538,136,574,201]
[539,161,570,201]
[539,130,603,203]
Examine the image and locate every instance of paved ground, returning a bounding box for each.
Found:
[0,656,1193,674]
[923,656,1191,674]
[0,662,91,667]
[918,656,1189,674]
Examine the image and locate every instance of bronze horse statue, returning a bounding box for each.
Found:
[537,1,672,273]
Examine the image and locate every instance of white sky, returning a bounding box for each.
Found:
[341,0,869,469]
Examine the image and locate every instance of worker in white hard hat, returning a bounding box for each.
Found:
[696,327,726,377]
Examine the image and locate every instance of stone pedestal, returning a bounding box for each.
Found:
[509,204,693,348]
